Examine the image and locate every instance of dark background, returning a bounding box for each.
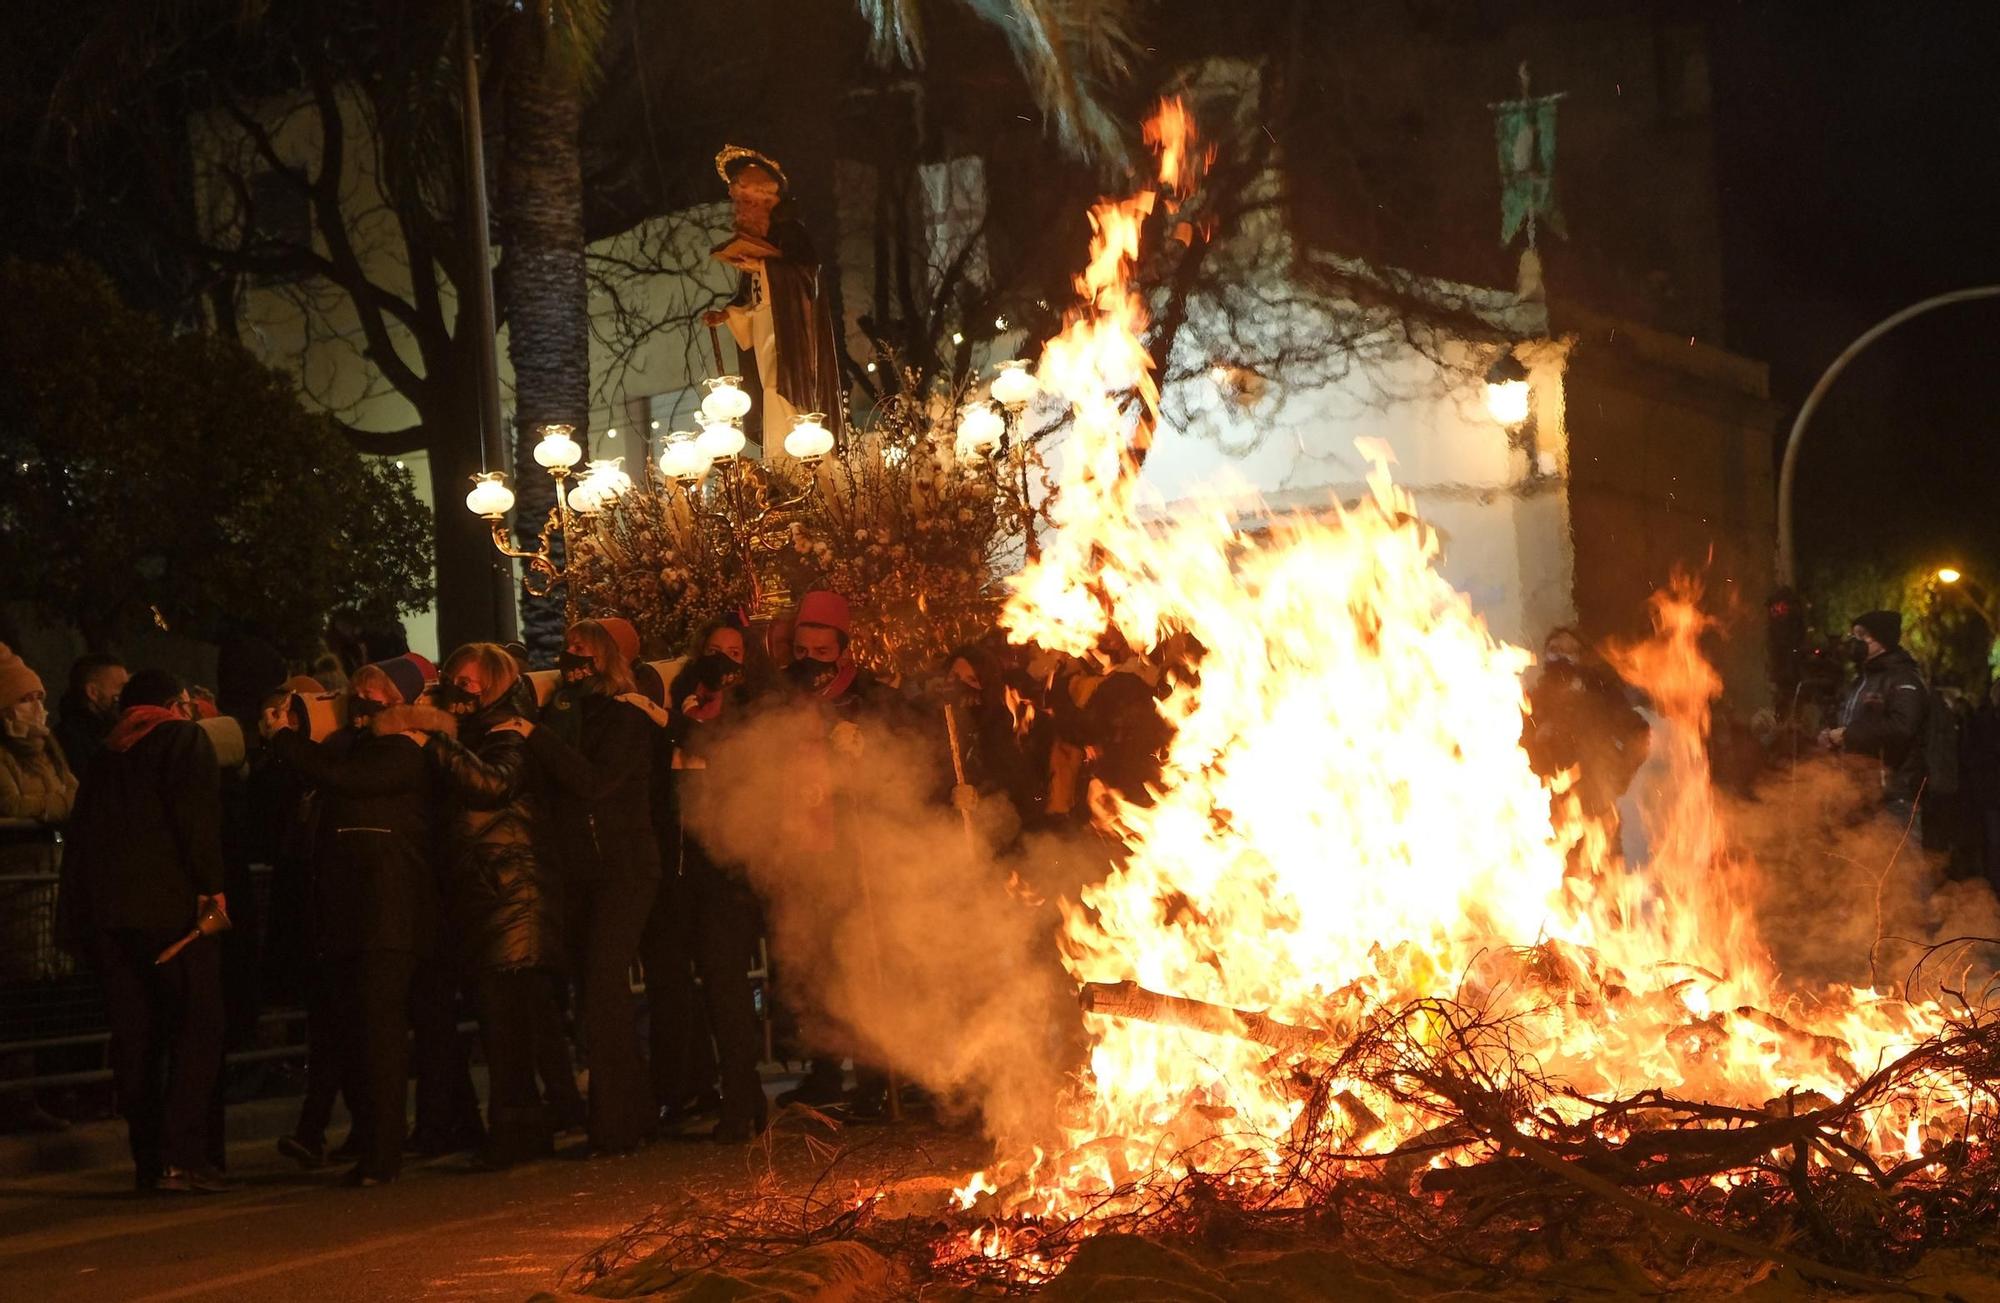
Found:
[1709,1,2000,600]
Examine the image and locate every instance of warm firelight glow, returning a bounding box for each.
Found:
[951,98,1971,1260]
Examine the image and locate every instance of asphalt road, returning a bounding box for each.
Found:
[0,1115,986,1301]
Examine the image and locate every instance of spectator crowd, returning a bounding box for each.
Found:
[0,595,1993,1194]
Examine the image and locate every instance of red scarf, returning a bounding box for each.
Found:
[817,657,859,701]
[107,706,183,753]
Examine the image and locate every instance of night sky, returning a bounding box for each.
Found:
[1708,1,2000,593]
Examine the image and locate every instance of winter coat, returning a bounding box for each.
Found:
[527,689,659,886]
[268,725,439,957]
[53,697,111,777]
[1524,662,1652,817]
[57,716,224,944]
[1840,646,1929,801]
[409,702,564,974]
[0,725,77,825]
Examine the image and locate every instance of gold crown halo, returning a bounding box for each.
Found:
[714,145,788,191]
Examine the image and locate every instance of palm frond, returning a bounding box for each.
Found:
[522,0,611,88]
[959,0,1144,164]
[857,0,926,68]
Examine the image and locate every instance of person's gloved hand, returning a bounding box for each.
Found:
[951,784,980,815]
[831,719,864,759]
[617,691,670,727]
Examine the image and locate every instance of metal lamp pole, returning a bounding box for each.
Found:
[1776,285,2000,587]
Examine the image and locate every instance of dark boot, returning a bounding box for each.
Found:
[481,1104,554,1169]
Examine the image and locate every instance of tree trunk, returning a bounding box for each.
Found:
[426,362,516,656]
[497,22,590,663]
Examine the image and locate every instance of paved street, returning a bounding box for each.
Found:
[0,1115,985,1302]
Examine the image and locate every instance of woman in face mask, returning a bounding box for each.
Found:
[416,643,566,1167]
[501,618,660,1155]
[0,644,76,827]
[638,617,772,1141]
[259,657,437,1185]
[1,642,77,1128]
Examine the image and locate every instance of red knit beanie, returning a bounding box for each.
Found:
[796,590,851,635]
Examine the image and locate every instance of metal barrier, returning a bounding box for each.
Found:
[1,817,781,1101]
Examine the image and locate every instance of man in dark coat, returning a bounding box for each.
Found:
[1523,627,1651,849]
[1820,609,1929,825]
[54,653,126,777]
[771,590,906,1117]
[57,670,230,1193]
[261,656,440,1184]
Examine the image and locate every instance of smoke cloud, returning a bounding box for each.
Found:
[1718,755,2000,998]
[682,700,1091,1149]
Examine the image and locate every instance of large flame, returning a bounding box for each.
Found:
[967,99,1967,1239]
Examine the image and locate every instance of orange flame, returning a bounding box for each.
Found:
[965,100,1969,1257]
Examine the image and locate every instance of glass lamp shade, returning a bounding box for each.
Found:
[700,376,753,424]
[696,419,747,463]
[532,424,584,470]
[783,413,835,461]
[990,359,1038,409]
[658,434,713,484]
[464,472,515,519]
[566,477,604,516]
[1484,378,1531,428]
[955,401,1005,460]
[582,457,632,504]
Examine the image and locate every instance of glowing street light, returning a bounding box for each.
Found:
[1936,567,1962,585]
[1484,353,1531,428]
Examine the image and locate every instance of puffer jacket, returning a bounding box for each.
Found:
[527,688,659,886]
[1840,646,1929,802]
[400,701,563,974]
[267,724,438,957]
[0,725,77,824]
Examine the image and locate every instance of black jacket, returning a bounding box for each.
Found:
[58,716,224,942]
[528,689,659,886]
[53,697,111,778]
[410,702,565,974]
[1841,646,1928,800]
[1524,661,1651,816]
[268,726,439,957]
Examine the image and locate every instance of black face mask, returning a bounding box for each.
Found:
[1844,637,1872,664]
[787,657,838,692]
[558,650,597,683]
[348,697,385,724]
[434,682,478,715]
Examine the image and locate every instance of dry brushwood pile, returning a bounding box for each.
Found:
[541,960,2000,1301]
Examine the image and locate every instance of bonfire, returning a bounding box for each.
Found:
[568,102,1999,1299]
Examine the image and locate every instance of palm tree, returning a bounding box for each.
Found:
[493,0,607,658]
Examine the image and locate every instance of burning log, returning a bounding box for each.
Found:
[1078,980,1331,1055]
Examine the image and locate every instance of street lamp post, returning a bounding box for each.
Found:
[1775,286,2000,587]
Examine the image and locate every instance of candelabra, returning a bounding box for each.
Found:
[465,375,843,621]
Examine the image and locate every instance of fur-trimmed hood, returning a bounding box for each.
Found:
[372,703,457,738]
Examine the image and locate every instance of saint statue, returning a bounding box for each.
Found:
[705,146,846,454]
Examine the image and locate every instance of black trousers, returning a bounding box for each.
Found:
[476,968,555,1161]
[328,950,416,1179]
[292,962,344,1146]
[641,872,717,1109]
[648,868,766,1131]
[93,929,224,1179]
[568,874,658,1150]
[409,958,480,1145]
